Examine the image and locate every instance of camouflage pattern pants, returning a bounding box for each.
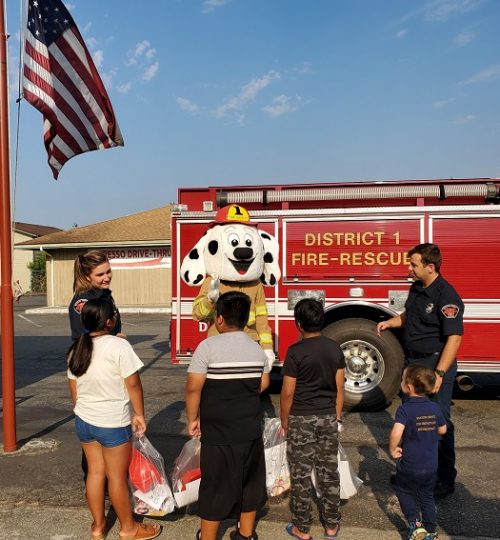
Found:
[287,414,341,533]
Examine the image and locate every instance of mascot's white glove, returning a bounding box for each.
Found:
[264,349,275,371]
[207,275,220,303]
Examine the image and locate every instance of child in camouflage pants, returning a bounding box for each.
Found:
[280,299,346,540]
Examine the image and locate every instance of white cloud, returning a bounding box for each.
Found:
[83,22,92,34]
[395,0,484,25]
[101,69,116,90]
[453,31,475,46]
[263,95,298,118]
[203,0,231,13]
[92,50,104,69]
[124,40,159,83]
[176,97,200,114]
[215,71,281,121]
[396,29,408,39]
[454,114,476,124]
[142,61,159,81]
[86,37,97,50]
[294,61,314,75]
[127,40,153,66]
[117,82,132,94]
[63,2,76,11]
[432,97,456,108]
[459,64,500,85]
[426,0,484,22]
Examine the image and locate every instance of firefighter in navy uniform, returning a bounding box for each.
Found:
[377,243,464,500]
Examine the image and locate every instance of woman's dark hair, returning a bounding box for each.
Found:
[67,298,116,376]
[294,298,324,332]
[216,291,250,329]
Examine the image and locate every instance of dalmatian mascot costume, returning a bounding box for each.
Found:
[180,204,280,370]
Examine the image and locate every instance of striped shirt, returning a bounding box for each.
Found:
[188,331,268,445]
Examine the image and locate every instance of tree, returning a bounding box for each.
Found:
[28,252,47,293]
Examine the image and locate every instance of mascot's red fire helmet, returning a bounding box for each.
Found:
[208,205,257,228]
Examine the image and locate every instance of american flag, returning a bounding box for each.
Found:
[23,0,123,179]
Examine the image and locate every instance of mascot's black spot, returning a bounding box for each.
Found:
[189,248,199,260]
[260,232,271,241]
[193,274,203,285]
[264,252,273,263]
[260,274,266,284]
[208,240,218,255]
[269,274,276,286]
[184,271,190,282]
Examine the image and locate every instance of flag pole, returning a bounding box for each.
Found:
[0,0,18,452]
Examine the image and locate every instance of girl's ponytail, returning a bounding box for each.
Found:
[67,334,93,376]
[66,298,115,376]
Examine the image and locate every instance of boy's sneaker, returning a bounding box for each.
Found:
[407,521,427,540]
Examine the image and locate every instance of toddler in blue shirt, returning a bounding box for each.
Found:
[389,365,447,540]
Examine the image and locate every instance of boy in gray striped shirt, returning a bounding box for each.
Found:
[186,291,271,540]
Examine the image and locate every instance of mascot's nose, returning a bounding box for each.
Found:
[233,247,253,260]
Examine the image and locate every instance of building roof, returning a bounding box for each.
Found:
[14,222,62,238]
[16,205,172,249]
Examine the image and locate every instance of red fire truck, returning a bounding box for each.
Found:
[171,178,500,410]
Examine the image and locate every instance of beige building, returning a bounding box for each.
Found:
[12,223,62,293]
[16,206,172,307]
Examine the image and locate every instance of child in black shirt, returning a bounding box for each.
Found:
[281,298,345,540]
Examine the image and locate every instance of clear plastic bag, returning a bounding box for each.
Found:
[311,442,363,499]
[128,432,175,516]
[171,437,202,507]
[263,417,290,496]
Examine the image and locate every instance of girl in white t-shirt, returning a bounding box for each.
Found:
[67,298,161,540]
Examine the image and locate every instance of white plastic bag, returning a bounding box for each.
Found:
[263,418,290,496]
[128,433,175,516]
[171,438,201,507]
[311,442,363,500]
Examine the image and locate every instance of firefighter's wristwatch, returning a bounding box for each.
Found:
[435,369,445,378]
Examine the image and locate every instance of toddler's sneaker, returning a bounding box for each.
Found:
[407,521,427,540]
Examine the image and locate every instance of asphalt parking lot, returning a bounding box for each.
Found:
[1,295,499,539]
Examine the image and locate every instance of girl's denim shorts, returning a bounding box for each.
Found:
[75,416,132,448]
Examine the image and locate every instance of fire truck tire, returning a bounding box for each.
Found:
[322,318,404,411]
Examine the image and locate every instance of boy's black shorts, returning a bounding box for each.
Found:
[198,437,267,521]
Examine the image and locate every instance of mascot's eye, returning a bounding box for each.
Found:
[228,233,240,247]
[244,234,253,247]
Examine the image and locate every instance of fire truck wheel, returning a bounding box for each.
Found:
[322,318,404,411]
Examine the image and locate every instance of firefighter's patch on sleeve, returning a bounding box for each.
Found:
[73,299,88,314]
[441,304,459,318]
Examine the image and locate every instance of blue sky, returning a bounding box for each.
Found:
[7,0,500,229]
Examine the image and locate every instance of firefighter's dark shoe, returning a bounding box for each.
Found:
[434,482,455,500]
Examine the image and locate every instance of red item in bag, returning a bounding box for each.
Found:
[129,447,163,492]
[180,468,201,489]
